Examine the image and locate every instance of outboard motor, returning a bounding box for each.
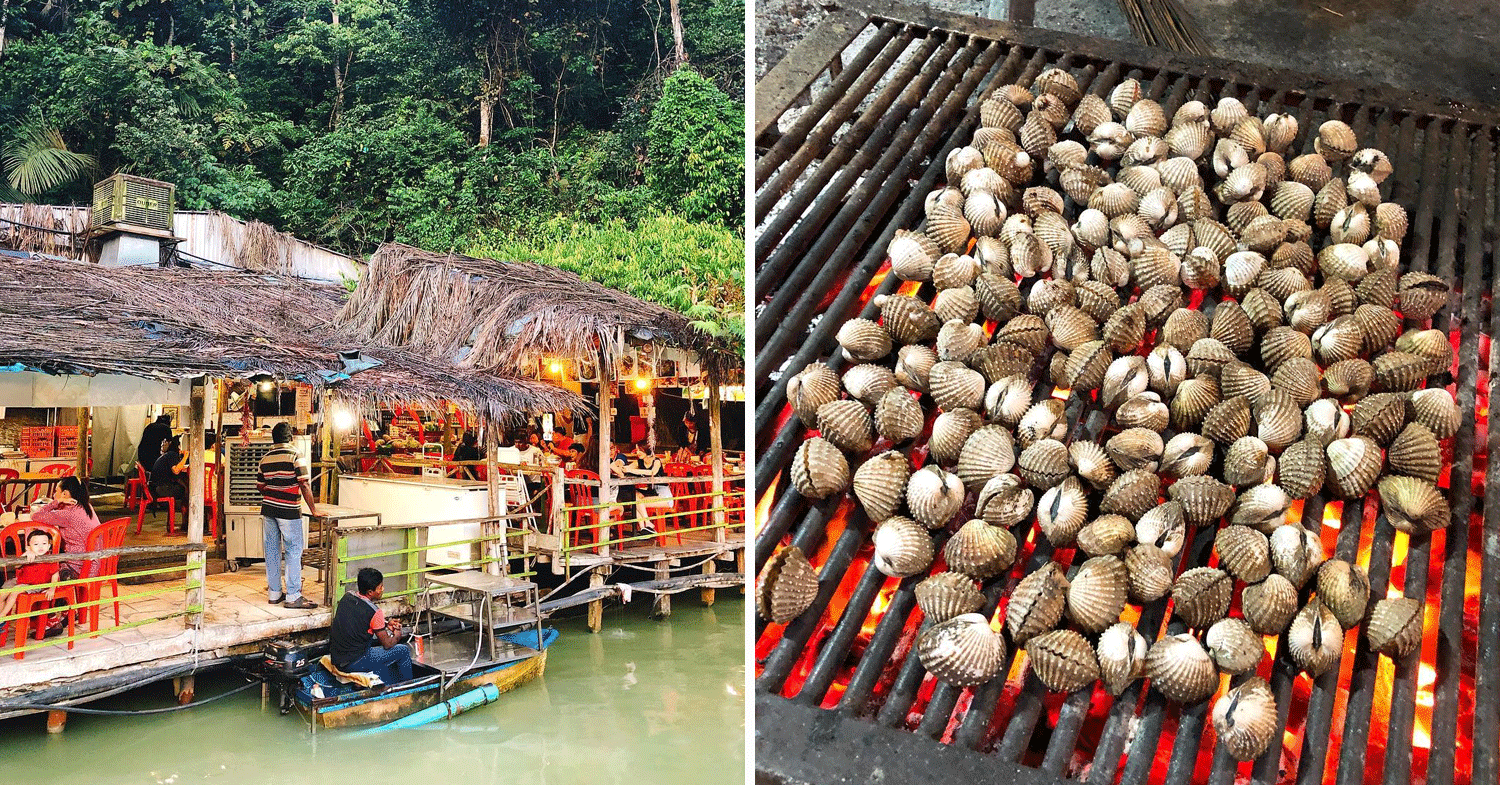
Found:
[260,639,326,715]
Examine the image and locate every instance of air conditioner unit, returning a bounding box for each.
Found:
[90,173,175,233]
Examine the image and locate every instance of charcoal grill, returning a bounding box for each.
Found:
[752,3,1500,784]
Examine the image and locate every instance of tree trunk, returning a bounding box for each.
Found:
[478,94,494,147]
[0,0,11,61]
[669,0,687,64]
[330,1,344,127]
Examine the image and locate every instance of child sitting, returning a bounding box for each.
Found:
[2,530,61,628]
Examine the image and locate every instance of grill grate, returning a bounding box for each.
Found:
[753,3,1500,784]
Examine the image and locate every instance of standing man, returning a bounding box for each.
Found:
[257,422,318,609]
[137,413,173,472]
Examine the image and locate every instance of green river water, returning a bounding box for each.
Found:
[1,599,746,784]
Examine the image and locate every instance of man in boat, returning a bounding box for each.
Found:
[257,422,319,609]
[330,567,413,686]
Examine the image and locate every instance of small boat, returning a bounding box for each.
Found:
[265,626,558,730]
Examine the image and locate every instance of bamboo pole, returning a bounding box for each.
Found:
[597,368,614,561]
[73,407,89,480]
[709,379,725,545]
[184,378,206,627]
[484,427,503,577]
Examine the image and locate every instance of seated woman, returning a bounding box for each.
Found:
[609,442,669,536]
[31,476,101,581]
[150,435,189,508]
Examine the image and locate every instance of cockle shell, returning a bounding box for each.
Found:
[1255,392,1303,452]
[917,613,1007,687]
[1289,598,1344,676]
[1243,574,1299,635]
[791,437,850,498]
[1171,567,1234,628]
[816,399,874,454]
[1303,398,1351,447]
[1241,287,1284,333]
[947,146,987,184]
[1125,99,1167,138]
[1223,436,1273,487]
[1102,469,1163,522]
[1214,677,1279,761]
[788,362,841,423]
[1107,427,1164,473]
[1371,351,1429,393]
[915,572,985,624]
[1186,338,1237,379]
[1038,477,1090,547]
[1201,396,1252,445]
[852,450,911,523]
[1027,629,1101,693]
[1324,276,1358,318]
[980,96,1025,132]
[1147,344,1188,399]
[1220,362,1271,407]
[1096,622,1149,696]
[926,203,971,254]
[1376,202,1409,243]
[1146,633,1218,703]
[1208,302,1254,357]
[1379,475,1451,533]
[1138,284,1183,328]
[842,363,896,406]
[1285,288,1332,334]
[1102,303,1148,353]
[986,375,1035,428]
[756,546,820,623]
[1206,618,1266,676]
[1018,439,1071,489]
[929,408,981,465]
[964,190,1007,237]
[1017,398,1068,447]
[1271,357,1321,408]
[1117,391,1170,432]
[1161,432,1214,478]
[956,425,1017,491]
[994,313,1049,355]
[969,342,1035,385]
[1069,441,1117,492]
[1169,475,1236,526]
[874,388,924,445]
[1408,388,1459,438]
[1061,164,1111,204]
[1008,563,1070,643]
[1135,501,1186,557]
[1272,240,1316,276]
[1231,483,1290,532]
[1108,79,1143,119]
[1288,152,1332,190]
[1325,436,1383,498]
[1386,422,1442,482]
[936,320,985,363]
[1215,524,1271,582]
[1260,326,1313,372]
[893,345,938,394]
[889,230,941,281]
[1077,514,1136,557]
[875,293,942,345]
[1315,120,1357,161]
[865,515,928,579]
[1317,559,1371,629]
[1366,597,1424,658]
[1357,265,1399,309]
[1270,524,1324,588]
[1323,358,1374,402]
[906,465,965,529]
[975,473,1033,528]
[1167,121,1214,160]
[1330,203,1372,245]
[836,318,892,362]
[1046,305,1098,352]
[929,361,986,411]
[1162,308,1209,354]
[1313,316,1365,365]
[1398,272,1449,321]
[1066,555,1129,633]
[1259,266,1312,301]
[1064,341,1112,393]
[944,519,1018,579]
[975,273,1023,323]
[1277,438,1326,499]
[1396,329,1455,376]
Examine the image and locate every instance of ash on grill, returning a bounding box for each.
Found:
[758,67,1462,767]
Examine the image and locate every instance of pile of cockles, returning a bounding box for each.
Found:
[758,67,1458,762]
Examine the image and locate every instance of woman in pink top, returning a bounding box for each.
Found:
[31,476,101,580]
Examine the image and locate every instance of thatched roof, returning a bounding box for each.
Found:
[337,243,734,378]
[0,256,582,420]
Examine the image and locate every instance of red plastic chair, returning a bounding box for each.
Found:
[0,469,19,511]
[203,466,221,541]
[134,467,177,535]
[124,462,149,508]
[1,521,69,658]
[76,517,129,633]
[690,465,718,530]
[564,469,628,549]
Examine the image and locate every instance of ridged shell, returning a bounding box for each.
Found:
[1008,563,1070,643]
[1146,633,1218,703]
[852,450,911,525]
[1258,267,1312,302]
[1101,304,1147,353]
[756,546,820,623]
[1314,120,1357,161]
[1096,622,1149,696]
[1289,598,1344,676]
[836,318,892,362]
[1408,388,1459,439]
[1357,266,1398,309]
[1169,475,1236,526]
[994,313,1050,355]
[1108,79,1143,118]
[1385,422,1441,482]
[1220,362,1272,408]
[1376,202,1409,243]
[1366,597,1423,658]
[1116,391,1170,433]
[1161,432,1214,478]
[1102,468,1162,522]
[929,408,981,465]
[1032,68,1081,105]
[874,294,941,345]
[1046,305,1098,352]
[787,362,841,423]
[929,361,986,411]
[1223,436,1272,487]
[1277,438,1326,499]
[944,519,1018,579]
[872,388,923,445]
[1138,284,1183,328]
[1317,559,1371,629]
[1037,477,1089,547]
[1311,316,1364,366]
[1171,567,1233,628]
[1231,483,1291,532]
[1395,328,1455,376]
[926,203,972,254]
[1125,99,1167,138]
[1326,434,1383,499]
[1064,340,1112,394]
[1166,121,1213,160]
[1206,618,1265,676]
[1106,426,1164,473]
[1077,514,1136,557]
[935,285,981,323]
[1171,376,1222,432]
[1214,677,1279,761]
[975,273,1024,323]
[1066,555,1129,633]
[906,465,966,529]
[1256,395,1304,453]
[956,425,1017,491]
[1241,288,1284,333]
[1303,398,1351,448]
[1027,629,1101,693]
[936,320,985,364]
[1259,326,1312,374]
[980,96,1025,131]
[1243,574,1299,635]
[1323,358,1374,402]
[1135,501,1186,557]
[1157,308,1206,355]
[791,437,850,499]
[917,613,1007,687]
[975,473,1034,528]
[947,146,987,184]
[816,399,874,454]
[1270,357,1321,409]
[837,363,893,409]
[1147,344,1188,399]
[1125,543,1175,603]
[1061,164,1111,204]
[871,515,935,578]
[1074,280,1120,325]
[1351,392,1405,446]
[1288,152,1332,190]
[1185,337,1236,378]
[1379,475,1450,533]
[1018,439,1071,490]
[985,375,1034,429]
[1371,352,1429,393]
[1201,396,1252,445]
[890,347,935,395]
[1270,524,1324,588]
[915,572,985,624]
[1204,304,1251,359]
[1016,398,1067,448]
[889,230,940,281]
[1215,524,1271,582]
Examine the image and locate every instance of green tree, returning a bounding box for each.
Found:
[645,66,742,227]
[2,114,95,199]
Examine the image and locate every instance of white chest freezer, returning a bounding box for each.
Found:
[337,474,498,567]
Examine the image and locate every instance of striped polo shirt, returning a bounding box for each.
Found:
[257,445,306,519]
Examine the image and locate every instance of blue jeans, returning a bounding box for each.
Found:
[347,643,414,685]
[263,516,304,601]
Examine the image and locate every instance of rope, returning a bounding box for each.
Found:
[0,678,260,716]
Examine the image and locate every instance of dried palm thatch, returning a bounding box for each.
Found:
[336,243,734,378]
[0,203,86,257]
[0,256,581,422]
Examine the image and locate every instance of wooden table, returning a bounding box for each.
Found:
[5,472,65,508]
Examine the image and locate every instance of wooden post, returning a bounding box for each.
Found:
[701,558,716,606]
[737,549,746,596]
[484,427,503,577]
[587,570,604,633]
[708,379,726,544]
[597,370,614,559]
[184,379,207,627]
[173,675,196,704]
[45,710,66,734]
[318,391,334,504]
[651,560,671,619]
[73,407,89,481]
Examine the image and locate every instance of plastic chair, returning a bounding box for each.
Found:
[76,517,129,633]
[203,465,221,540]
[564,469,603,548]
[134,471,178,535]
[2,521,69,659]
[0,521,62,582]
[0,469,19,511]
[124,462,149,508]
[33,463,75,505]
[690,465,718,530]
